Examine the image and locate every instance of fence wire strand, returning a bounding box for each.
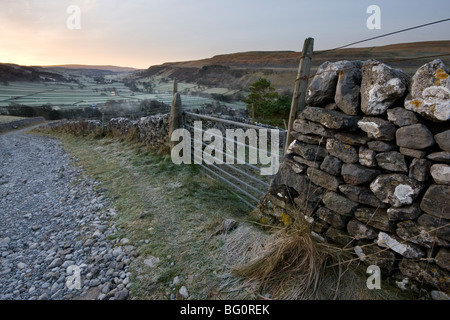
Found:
[315,18,450,56]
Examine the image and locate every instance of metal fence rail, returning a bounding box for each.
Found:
[183,110,287,209]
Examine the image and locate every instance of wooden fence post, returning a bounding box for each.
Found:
[101,111,106,135]
[173,78,178,94]
[169,92,183,150]
[251,103,255,124]
[285,37,314,154]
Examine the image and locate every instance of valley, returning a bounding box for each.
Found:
[1,40,449,119]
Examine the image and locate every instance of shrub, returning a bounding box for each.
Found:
[242,78,291,127]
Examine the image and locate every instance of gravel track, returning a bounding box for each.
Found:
[0,127,133,300]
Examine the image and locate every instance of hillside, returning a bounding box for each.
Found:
[41,65,140,80]
[0,63,139,84]
[42,64,139,73]
[0,63,66,83]
[132,41,450,92]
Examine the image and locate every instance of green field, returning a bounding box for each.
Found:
[0,80,246,110]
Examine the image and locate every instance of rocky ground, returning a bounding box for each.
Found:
[0,127,133,300]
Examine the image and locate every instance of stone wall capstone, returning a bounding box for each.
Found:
[256,59,450,296]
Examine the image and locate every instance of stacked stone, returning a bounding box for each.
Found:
[107,114,170,149]
[108,117,138,136]
[136,113,169,148]
[263,59,450,295]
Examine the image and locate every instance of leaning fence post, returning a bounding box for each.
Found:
[285,37,314,154]
[169,92,183,150]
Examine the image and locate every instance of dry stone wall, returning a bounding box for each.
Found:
[257,59,450,295]
[47,113,170,151]
[108,113,170,150]
[105,104,251,150]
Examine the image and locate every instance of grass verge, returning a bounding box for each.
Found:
[32,128,259,299]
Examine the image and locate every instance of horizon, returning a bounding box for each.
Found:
[5,39,449,71]
[1,0,450,69]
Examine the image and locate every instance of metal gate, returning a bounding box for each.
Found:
[182,110,287,209]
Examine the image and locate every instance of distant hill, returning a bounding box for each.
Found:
[42,64,140,73]
[41,65,141,79]
[0,63,140,83]
[0,63,66,83]
[132,41,450,92]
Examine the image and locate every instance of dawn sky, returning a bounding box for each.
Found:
[1,0,449,69]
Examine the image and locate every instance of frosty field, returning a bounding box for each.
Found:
[0,80,245,111]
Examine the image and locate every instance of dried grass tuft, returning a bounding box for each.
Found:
[230,219,348,300]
